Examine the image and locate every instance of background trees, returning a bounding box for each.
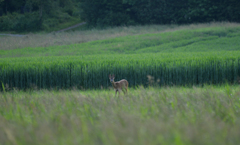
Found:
[0,0,240,32]
[0,0,81,32]
[81,0,240,27]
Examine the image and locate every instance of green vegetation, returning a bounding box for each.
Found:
[0,52,240,90]
[0,0,82,32]
[1,24,240,57]
[1,22,240,145]
[1,22,239,51]
[81,0,240,27]
[1,0,240,32]
[1,86,240,145]
[1,23,240,90]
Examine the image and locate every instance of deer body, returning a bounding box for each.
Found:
[109,74,128,96]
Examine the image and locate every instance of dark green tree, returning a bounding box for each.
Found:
[81,0,240,27]
[0,0,81,32]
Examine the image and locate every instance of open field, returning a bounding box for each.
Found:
[0,22,240,52]
[1,22,240,145]
[1,86,240,145]
[0,22,240,90]
[1,22,240,56]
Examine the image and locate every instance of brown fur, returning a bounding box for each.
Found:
[109,74,128,96]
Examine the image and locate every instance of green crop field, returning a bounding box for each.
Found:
[1,22,240,90]
[1,52,240,90]
[1,22,240,145]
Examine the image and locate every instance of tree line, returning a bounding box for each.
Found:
[0,0,81,32]
[81,0,240,27]
[0,0,240,32]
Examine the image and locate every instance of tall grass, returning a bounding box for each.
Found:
[0,86,240,145]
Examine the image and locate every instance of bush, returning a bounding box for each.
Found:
[0,12,42,32]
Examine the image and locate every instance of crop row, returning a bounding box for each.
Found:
[0,57,240,90]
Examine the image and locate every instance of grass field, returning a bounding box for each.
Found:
[1,22,240,145]
[1,22,240,57]
[1,86,240,145]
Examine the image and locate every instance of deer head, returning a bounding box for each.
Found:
[109,74,115,83]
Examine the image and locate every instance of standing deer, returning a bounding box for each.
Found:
[109,74,128,96]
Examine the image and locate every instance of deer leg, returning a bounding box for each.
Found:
[122,89,126,94]
[122,84,127,94]
[116,89,121,96]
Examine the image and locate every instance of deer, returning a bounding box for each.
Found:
[109,74,128,96]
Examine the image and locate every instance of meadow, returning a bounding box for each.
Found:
[1,22,240,145]
[1,86,240,145]
[1,22,240,56]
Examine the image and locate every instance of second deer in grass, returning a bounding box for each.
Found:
[109,74,128,96]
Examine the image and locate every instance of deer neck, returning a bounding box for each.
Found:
[111,81,117,88]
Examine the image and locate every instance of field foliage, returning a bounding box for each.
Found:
[1,23,240,90]
[0,22,239,52]
[1,23,240,145]
[1,23,240,56]
[1,52,240,90]
[1,86,240,145]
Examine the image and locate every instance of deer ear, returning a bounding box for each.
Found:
[109,74,111,78]
[112,74,115,78]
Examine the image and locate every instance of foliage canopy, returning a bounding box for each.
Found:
[0,0,81,32]
[81,0,240,27]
